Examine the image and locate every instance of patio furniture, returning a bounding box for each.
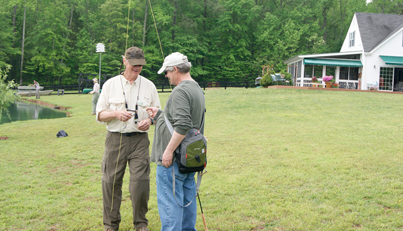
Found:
[271,74,287,85]
[255,77,262,86]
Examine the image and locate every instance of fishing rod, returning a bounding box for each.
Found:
[197,192,208,231]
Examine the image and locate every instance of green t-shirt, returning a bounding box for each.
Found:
[151,80,205,164]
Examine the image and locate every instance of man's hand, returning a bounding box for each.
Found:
[146,107,158,118]
[162,149,174,167]
[161,132,186,168]
[116,110,132,122]
[137,119,151,131]
[99,110,132,122]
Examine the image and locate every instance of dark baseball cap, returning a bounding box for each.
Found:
[125,47,146,66]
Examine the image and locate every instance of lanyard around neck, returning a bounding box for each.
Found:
[119,75,142,123]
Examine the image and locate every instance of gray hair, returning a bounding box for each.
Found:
[175,62,192,73]
[165,62,192,74]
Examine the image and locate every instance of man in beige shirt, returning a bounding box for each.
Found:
[96,47,161,231]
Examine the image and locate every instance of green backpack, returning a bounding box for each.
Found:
[164,110,207,207]
[164,111,207,173]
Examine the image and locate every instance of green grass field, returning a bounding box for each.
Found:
[1,88,403,230]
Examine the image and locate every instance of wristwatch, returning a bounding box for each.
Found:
[149,117,154,125]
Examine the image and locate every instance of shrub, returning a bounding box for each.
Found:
[260,73,273,87]
[0,65,20,121]
[283,72,292,81]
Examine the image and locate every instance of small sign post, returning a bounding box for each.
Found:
[96,43,105,87]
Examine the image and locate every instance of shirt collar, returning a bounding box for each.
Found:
[121,74,141,85]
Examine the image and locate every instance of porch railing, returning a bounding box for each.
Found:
[296,77,358,89]
[338,80,358,90]
[296,77,321,87]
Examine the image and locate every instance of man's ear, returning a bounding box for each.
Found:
[122,57,128,67]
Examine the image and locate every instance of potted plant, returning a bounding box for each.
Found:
[311,76,320,87]
[322,75,334,88]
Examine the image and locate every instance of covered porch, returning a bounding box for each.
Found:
[285,52,363,89]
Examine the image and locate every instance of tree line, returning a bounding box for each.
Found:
[1,0,402,86]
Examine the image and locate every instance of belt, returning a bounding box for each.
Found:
[118,132,142,137]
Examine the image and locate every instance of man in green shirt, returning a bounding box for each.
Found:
[147,52,205,231]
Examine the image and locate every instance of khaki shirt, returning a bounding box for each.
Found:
[93,82,100,93]
[96,75,161,133]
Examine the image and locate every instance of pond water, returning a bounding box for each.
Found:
[0,101,67,125]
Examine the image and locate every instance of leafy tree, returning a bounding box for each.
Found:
[25,0,71,85]
[72,28,98,76]
[0,65,20,121]
[0,6,19,68]
[367,0,403,14]
[212,0,260,81]
[0,0,382,84]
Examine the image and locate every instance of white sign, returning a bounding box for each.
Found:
[96,43,105,53]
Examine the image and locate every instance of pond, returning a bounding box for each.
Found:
[0,101,67,125]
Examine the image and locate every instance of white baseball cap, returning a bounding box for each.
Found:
[157,52,191,74]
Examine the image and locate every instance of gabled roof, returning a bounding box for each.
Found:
[356,12,403,52]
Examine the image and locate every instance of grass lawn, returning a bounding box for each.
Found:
[1,88,403,230]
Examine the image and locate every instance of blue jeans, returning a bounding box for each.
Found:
[156,162,197,231]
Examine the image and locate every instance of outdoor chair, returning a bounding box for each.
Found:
[271,74,287,85]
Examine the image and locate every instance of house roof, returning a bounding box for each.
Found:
[356,12,403,52]
[284,51,361,64]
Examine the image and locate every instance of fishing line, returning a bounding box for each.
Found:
[125,0,131,50]
[110,0,171,215]
[148,0,164,59]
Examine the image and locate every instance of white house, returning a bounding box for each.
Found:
[284,12,403,91]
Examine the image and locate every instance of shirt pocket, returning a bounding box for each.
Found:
[109,98,125,111]
[139,96,151,108]
[137,97,152,120]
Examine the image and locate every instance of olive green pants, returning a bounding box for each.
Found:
[102,131,150,230]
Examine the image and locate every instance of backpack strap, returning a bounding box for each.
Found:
[164,114,174,135]
[164,110,205,135]
[164,115,204,207]
[172,167,202,208]
[163,106,206,208]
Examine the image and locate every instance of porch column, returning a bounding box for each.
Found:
[335,67,340,82]
[322,66,326,88]
[299,61,304,87]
